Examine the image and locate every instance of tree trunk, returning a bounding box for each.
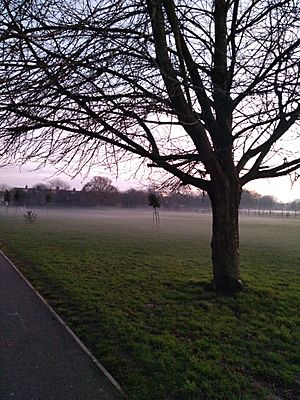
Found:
[209,180,244,294]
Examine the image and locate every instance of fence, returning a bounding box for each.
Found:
[239,209,299,218]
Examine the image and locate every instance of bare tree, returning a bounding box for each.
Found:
[13,188,25,207]
[1,0,299,293]
[82,176,118,206]
[82,176,117,193]
[3,189,11,205]
[47,178,71,191]
[32,183,49,191]
[0,184,10,191]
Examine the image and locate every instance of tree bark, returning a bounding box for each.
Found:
[209,178,244,295]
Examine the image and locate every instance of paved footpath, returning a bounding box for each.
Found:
[0,251,125,400]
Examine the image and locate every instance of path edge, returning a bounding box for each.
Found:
[0,250,127,399]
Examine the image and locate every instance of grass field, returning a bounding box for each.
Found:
[0,208,299,400]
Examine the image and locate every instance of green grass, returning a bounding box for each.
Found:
[0,208,299,399]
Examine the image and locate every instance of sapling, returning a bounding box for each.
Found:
[24,210,38,224]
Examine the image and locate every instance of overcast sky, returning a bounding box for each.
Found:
[0,162,299,203]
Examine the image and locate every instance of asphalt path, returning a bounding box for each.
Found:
[0,251,125,400]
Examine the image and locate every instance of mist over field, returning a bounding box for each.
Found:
[0,207,299,400]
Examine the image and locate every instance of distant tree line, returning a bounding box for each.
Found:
[0,177,299,211]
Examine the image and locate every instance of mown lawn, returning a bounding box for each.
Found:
[0,208,299,400]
